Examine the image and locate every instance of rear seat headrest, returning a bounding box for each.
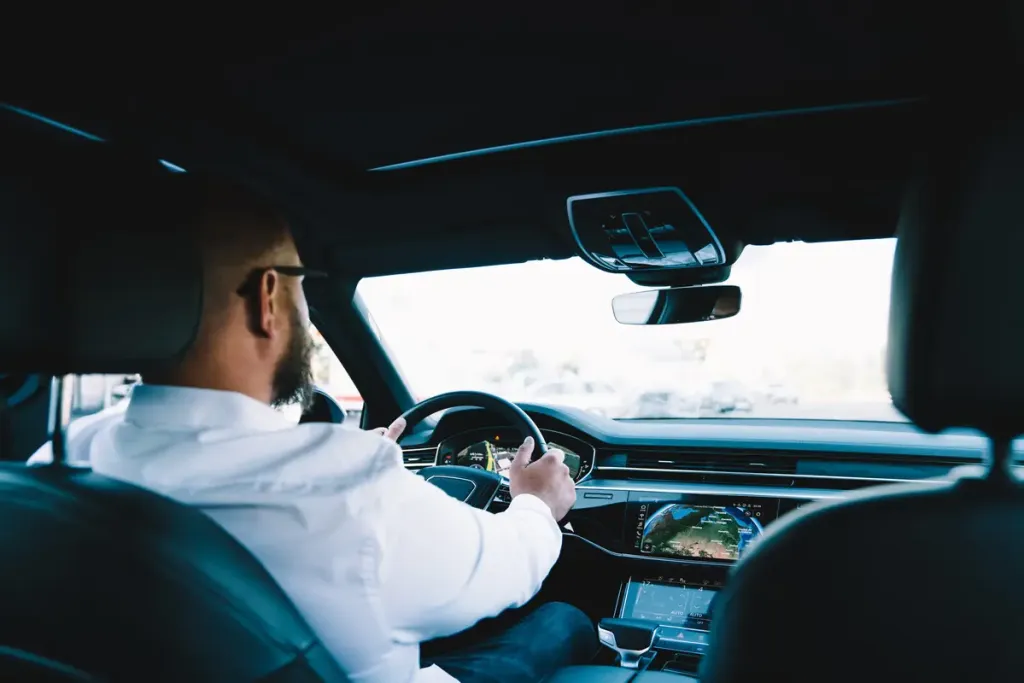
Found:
[0,134,203,375]
[888,112,1024,437]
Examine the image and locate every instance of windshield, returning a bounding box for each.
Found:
[357,238,901,421]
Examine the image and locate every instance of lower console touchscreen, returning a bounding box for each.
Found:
[619,576,723,655]
[619,576,722,631]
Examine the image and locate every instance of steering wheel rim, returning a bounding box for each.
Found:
[400,391,548,509]
[398,390,548,455]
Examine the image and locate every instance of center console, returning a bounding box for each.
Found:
[582,490,817,675]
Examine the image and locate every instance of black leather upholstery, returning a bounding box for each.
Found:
[299,388,347,424]
[887,113,1024,436]
[700,477,1024,681]
[0,131,348,681]
[701,114,1024,683]
[0,138,203,375]
[0,465,348,682]
[546,666,697,682]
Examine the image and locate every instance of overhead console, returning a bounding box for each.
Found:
[566,187,732,286]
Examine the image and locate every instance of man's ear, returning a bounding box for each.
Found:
[254,270,281,339]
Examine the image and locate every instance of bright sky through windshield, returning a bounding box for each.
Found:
[357,239,901,420]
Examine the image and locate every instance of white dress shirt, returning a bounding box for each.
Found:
[28,385,563,682]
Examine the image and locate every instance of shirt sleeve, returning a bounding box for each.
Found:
[375,452,563,643]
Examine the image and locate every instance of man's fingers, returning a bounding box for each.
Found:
[541,448,565,465]
[384,417,407,441]
[511,437,534,471]
[369,417,407,441]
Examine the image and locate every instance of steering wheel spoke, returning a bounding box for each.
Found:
[418,465,503,508]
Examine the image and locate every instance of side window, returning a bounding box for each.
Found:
[67,326,362,428]
[70,374,138,421]
[309,325,363,424]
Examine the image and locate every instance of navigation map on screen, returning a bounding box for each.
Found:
[639,502,765,561]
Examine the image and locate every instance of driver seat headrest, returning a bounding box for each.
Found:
[887,112,1024,438]
[0,137,203,376]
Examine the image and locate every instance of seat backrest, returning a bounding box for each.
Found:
[701,110,1024,683]
[0,121,348,681]
[0,465,348,682]
[299,388,347,425]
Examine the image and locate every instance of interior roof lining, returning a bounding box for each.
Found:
[0,92,921,281]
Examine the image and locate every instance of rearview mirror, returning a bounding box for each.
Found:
[612,285,741,325]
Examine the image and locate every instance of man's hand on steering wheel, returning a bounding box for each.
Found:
[373,411,575,521]
[377,390,576,515]
[371,418,407,442]
[509,437,576,521]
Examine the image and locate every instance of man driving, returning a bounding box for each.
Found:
[29,177,597,682]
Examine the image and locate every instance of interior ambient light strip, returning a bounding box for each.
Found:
[1,103,106,141]
[1,103,187,172]
[596,465,923,484]
[370,97,922,171]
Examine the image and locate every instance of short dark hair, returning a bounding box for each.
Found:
[140,173,294,385]
[164,174,291,267]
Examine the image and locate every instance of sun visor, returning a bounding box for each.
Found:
[887,114,1024,437]
[0,140,203,375]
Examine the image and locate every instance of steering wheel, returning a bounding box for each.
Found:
[400,391,548,509]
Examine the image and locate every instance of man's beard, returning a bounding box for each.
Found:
[271,305,315,411]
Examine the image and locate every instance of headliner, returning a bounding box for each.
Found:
[0,1,1017,278]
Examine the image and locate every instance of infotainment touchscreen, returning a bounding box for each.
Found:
[627,493,779,562]
[619,577,721,631]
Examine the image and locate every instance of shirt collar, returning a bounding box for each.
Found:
[125,384,296,432]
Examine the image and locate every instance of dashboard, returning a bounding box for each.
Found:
[400,403,991,671]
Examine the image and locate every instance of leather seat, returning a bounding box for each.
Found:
[0,134,348,681]
[546,666,696,682]
[299,387,347,424]
[546,666,697,682]
[0,465,348,682]
[700,112,1024,682]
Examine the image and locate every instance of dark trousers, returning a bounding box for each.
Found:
[420,602,598,683]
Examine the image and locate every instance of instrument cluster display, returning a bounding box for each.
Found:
[438,428,594,482]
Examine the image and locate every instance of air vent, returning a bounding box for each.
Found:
[625,450,797,474]
[402,448,435,467]
[595,449,799,485]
